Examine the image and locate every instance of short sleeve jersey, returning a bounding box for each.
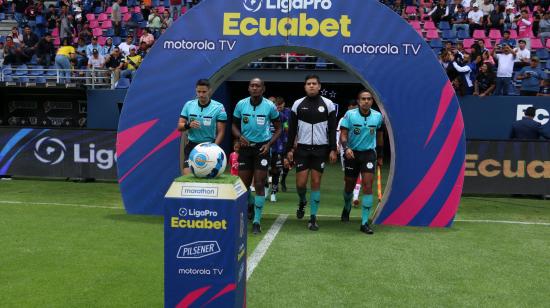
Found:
[233,97,280,143]
[339,108,383,151]
[180,99,227,143]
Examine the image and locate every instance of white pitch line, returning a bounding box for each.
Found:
[0,200,123,210]
[247,214,287,281]
[455,219,550,226]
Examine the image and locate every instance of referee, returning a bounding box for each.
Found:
[177,79,227,175]
[286,75,338,231]
[339,90,384,234]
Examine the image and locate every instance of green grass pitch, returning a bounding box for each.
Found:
[1,164,549,307]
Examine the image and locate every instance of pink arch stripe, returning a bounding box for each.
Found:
[116,119,158,157]
[382,111,464,226]
[118,128,180,183]
[202,283,236,307]
[177,286,211,308]
[425,82,454,146]
[429,163,465,227]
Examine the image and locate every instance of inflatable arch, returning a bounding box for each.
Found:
[117,0,466,227]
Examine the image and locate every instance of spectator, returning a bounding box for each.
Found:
[448,0,463,16]
[161,10,173,30]
[0,42,4,66]
[481,49,494,64]
[55,37,76,83]
[36,33,55,66]
[118,35,136,57]
[538,79,550,96]
[111,0,122,36]
[389,0,405,16]
[513,39,530,70]
[451,53,476,95]
[86,36,101,58]
[87,48,105,69]
[105,47,124,82]
[451,4,470,37]
[510,106,550,139]
[479,0,494,17]
[429,0,449,24]
[24,0,41,34]
[492,43,516,95]
[102,37,115,57]
[12,0,30,31]
[539,11,550,45]
[11,27,23,44]
[58,5,73,41]
[170,0,183,18]
[503,5,517,32]
[21,25,39,61]
[75,37,88,68]
[121,47,142,80]
[500,30,516,47]
[516,57,546,96]
[137,41,149,58]
[141,4,151,22]
[139,28,155,47]
[148,7,162,37]
[474,62,496,96]
[3,36,26,65]
[515,9,533,38]
[78,21,92,44]
[45,4,57,33]
[468,3,484,36]
[487,4,504,32]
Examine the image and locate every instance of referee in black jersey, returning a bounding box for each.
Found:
[286,75,338,231]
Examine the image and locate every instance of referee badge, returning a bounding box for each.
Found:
[366,162,374,169]
[354,127,361,135]
[370,128,375,135]
[243,116,249,124]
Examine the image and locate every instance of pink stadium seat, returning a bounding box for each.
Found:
[97,13,108,21]
[473,30,486,39]
[89,20,100,28]
[488,29,502,40]
[51,28,59,37]
[86,13,95,21]
[409,20,421,30]
[101,20,113,29]
[106,7,112,14]
[463,38,475,49]
[98,36,106,45]
[120,6,129,14]
[93,28,103,37]
[181,7,187,15]
[134,6,141,13]
[157,6,166,14]
[483,38,493,50]
[53,37,60,46]
[530,38,544,49]
[405,6,417,15]
[123,13,131,22]
[423,21,436,30]
[508,29,518,39]
[546,39,550,48]
[425,29,439,39]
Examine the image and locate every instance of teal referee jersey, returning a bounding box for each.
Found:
[233,97,279,143]
[180,99,227,143]
[339,108,383,151]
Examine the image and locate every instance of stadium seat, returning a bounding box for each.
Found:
[463,38,475,49]
[405,6,417,15]
[123,13,131,22]
[152,0,160,6]
[98,13,108,22]
[116,78,130,89]
[441,30,456,40]
[530,38,544,49]
[457,29,470,39]
[106,7,113,14]
[0,36,5,44]
[488,29,502,40]
[104,28,115,37]
[409,21,421,30]
[101,20,113,29]
[536,48,549,60]
[29,55,38,65]
[438,21,450,30]
[425,30,439,39]
[415,28,423,36]
[132,13,144,22]
[94,7,104,14]
[113,36,122,46]
[121,6,129,14]
[483,38,493,50]
[45,66,57,76]
[429,38,443,48]
[89,20,100,28]
[53,37,60,46]
[51,28,59,37]
[315,58,327,69]
[93,28,103,37]
[15,65,28,76]
[157,6,165,14]
[133,6,141,13]
[546,60,550,70]
[128,0,138,6]
[30,66,44,76]
[423,21,436,30]
[473,30,486,39]
[0,12,5,21]
[86,13,95,21]
[98,36,107,45]
[36,76,47,83]
[2,65,13,76]
[508,29,518,39]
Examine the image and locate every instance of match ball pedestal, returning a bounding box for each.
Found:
[164,175,248,308]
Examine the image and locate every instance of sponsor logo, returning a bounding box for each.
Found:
[181,186,219,197]
[34,137,66,165]
[516,104,549,125]
[177,268,224,276]
[261,159,268,166]
[318,106,325,113]
[178,207,218,218]
[245,0,333,13]
[243,0,262,12]
[366,162,374,169]
[238,243,246,261]
[171,217,228,230]
[193,153,209,168]
[238,262,245,282]
[176,241,221,259]
[465,154,550,179]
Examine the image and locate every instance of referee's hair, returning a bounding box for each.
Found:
[304,74,321,84]
[196,79,211,88]
[357,89,375,103]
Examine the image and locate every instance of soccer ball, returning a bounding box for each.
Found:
[188,142,227,178]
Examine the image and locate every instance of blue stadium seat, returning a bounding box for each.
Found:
[94,7,103,14]
[14,65,28,76]
[0,13,5,21]
[113,36,122,46]
[164,0,170,7]
[105,28,115,37]
[315,58,327,69]
[2,64,13,76]
[29,55,38,65]
[152,0,160,7]
[3,75,14,82]
[36,76,47,83]
[138,21,148,28]
[546,60,550,70]
[116,78,130,89]
[439,21,450,30]
[429,39,443,48]
[30,65,44,76]
[457,30,470,39]
[45,66,57,76]
[536,49,549,60]
[17,76,29,83]
[127,0,138,6]
[0,36,5,44]
[441,30,456,41]
[132,13,144,22]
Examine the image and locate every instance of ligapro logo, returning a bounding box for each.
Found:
[244,0,332,13]
[34,137,66,165]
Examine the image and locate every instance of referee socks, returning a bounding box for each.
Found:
[310,190,320,216]
[253,196,265,224]
[361,194,373,225]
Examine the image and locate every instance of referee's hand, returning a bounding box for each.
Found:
[344,148,354,160]
[329,150,338,163]
[259,144,269,155]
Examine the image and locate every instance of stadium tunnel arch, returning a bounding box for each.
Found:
[117,0,466,227]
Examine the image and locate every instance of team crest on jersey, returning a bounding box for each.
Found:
[318,106,325,113]
[243,116,249,124]
[354,127,361,135]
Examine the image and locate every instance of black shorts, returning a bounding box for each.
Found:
[183,141,199,168]
[344,149,377,178]
[294,145,329,173]
[238,142,270,171]
[270,152,283,170]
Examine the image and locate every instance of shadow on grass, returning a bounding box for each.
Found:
[104,213,163,225]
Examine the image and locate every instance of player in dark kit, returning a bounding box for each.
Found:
[232,78,281,235]
[268,97,290,202]
[339,90,384,234]
[286,75,338,231]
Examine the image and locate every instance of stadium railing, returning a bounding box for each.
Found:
[0,66,114,88]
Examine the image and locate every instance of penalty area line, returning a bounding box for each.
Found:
[247,214,288,281]
[0,200,123,210]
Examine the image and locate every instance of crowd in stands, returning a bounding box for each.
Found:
[0,0,548,94]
